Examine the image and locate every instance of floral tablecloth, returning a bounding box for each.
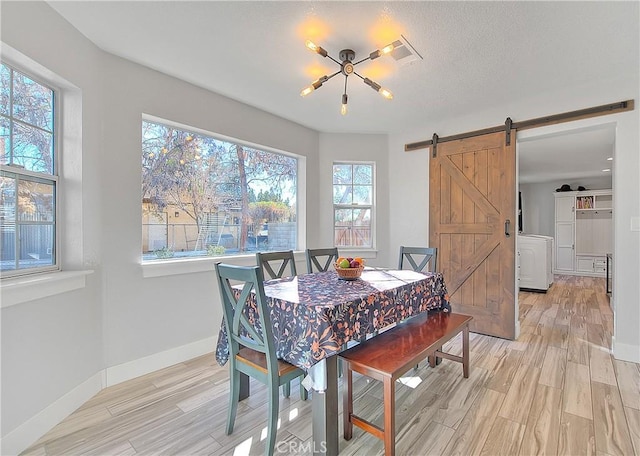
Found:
[215,268,450,370]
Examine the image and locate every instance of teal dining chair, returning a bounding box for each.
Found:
[398,246,438,273]
[256,250,297,279]
[306,247,339,273]
[215,263,307,456]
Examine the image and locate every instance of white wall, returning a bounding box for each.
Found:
[1,1,104,448]
[390,78,640,364]
[520,176,612,237]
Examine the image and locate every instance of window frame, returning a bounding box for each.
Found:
[141,114,301,263]
[1,62,60,279]
[332,161,376,249]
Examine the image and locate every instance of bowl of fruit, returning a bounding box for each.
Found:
[334,257,365,280]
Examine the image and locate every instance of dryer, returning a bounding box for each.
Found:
[518,234,554,292]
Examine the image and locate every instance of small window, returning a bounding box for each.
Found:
[142,119,298,260]
[1,63,58,277]
[333,162,374,248]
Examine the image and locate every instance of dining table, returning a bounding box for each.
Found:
[215,267,450,455]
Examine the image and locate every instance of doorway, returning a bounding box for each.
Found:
[516,121,616,346]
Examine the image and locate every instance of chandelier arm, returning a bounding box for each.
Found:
[325,70,342,82]
[353,56,371,66]
[326,54,342,66]
[352,71,366,81]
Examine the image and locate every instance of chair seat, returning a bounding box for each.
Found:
[237,347,301,377]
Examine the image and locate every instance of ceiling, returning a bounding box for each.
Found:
[47,1,637,183]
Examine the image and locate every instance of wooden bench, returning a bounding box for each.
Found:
[340,311,473,456]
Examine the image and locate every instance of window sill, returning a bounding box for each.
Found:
[142,252,301,278]
[1,270,94,308]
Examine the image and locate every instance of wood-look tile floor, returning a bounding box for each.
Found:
[22,275,639,455]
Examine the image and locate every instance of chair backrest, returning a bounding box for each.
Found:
[215,263,278,368]
[398,246,438,273]
[256,250,297,279]
[306,247,339,273]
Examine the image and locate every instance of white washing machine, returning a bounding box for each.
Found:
[518,234,554,292]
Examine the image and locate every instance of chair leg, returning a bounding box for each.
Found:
[227,368,240,435]
[283,381,291,398]
[266,377,280,456]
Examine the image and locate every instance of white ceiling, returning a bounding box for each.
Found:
[47,0,637,183]
[518,125,615,184]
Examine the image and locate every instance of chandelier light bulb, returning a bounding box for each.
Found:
[300,75,329,97]
[305,40,328,57]
[381,44,395,55]
[379,87,394,100]
[300,85,314,97]
[341,94,348,116]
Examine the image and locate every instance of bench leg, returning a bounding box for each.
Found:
[343,362,353,440]
[383,377,395,456]
[463,325,470,378]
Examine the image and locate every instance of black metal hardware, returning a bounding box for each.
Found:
[432,133,439,158]
[505,219,511,237]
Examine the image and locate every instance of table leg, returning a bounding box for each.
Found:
[312,356,339,455]
[239,372,250,401]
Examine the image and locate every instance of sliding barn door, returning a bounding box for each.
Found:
[430,131,516,339]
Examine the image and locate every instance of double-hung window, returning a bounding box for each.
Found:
[333,162,374,248]
[1,63,57,277]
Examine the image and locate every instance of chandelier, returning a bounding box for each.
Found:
[300,40,395,115]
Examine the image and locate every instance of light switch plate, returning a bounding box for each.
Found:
[631,217,640,232]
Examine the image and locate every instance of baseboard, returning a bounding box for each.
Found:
[1,338,215,455]
[612,337,640,363]
[0,372,103,456]
[105,336,215,386]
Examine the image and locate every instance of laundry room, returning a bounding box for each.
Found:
[517,125,614,292]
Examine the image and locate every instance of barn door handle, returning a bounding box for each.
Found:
[505,219,511,237]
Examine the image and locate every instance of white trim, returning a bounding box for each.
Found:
[0,338,220,454]
[0,372,103,456]
[612,337,640,363]
[105,337,216,387]
[0,270,94,308]
[142,251,308,278]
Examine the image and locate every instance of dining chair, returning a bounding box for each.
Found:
[256,250,297,279]
[215,263,307,456]
[398,246,438,273]
[306,247,339,273]
[398,246,439,370]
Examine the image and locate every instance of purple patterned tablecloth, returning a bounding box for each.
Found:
[215,268,450,370]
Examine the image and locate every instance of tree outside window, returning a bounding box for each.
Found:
[333,162,374,248]
[0,63,57,277]
[141,119,298,260]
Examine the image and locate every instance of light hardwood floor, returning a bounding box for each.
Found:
[22,275,639,455]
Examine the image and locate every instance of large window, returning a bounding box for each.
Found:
[333,162,374,248]
[142,119,298,260]
[1,63,57,277]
